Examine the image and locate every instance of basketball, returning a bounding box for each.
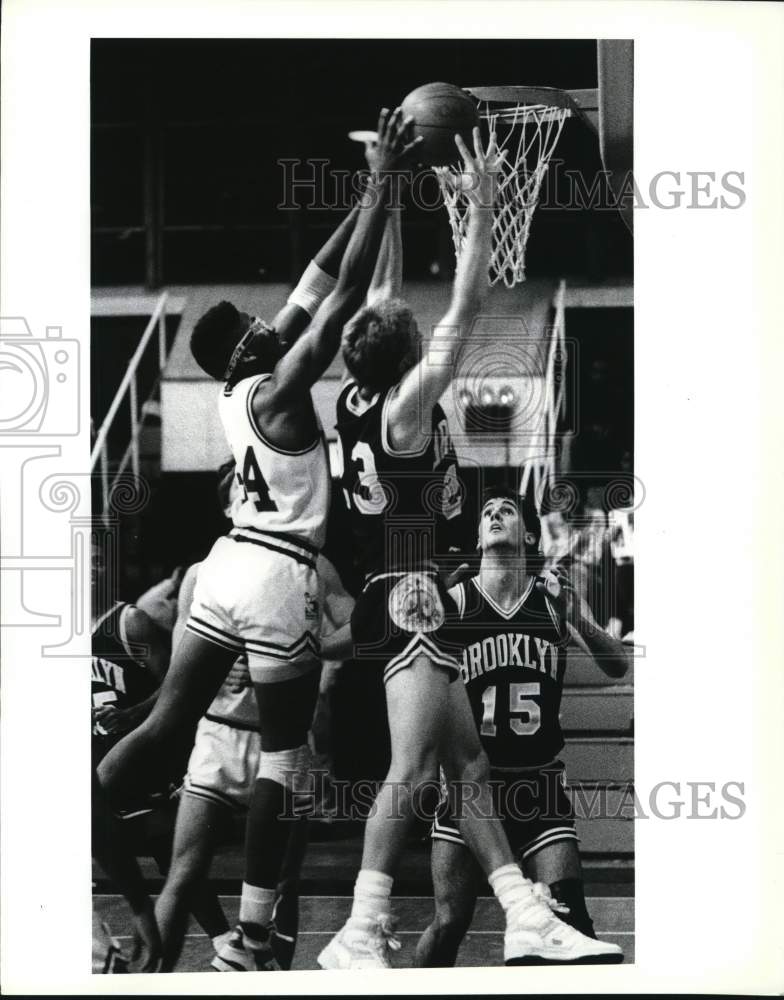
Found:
[401,82,480,166]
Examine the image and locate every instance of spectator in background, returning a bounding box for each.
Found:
[542,502,633,641]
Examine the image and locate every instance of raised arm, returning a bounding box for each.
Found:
[270,204,362,351]
[366,207,403,305]
[550,567,631,679]
[385,128,502,453]
[274,141,404,345]
[264,109,420,404]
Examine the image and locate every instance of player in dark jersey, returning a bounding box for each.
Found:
[415,487,630,966]
[319,131,621,969]
[91,543,230,967]
[91,601,168,770]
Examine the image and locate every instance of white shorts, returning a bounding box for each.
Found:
[186,531,322,682]
[183,715,261,811]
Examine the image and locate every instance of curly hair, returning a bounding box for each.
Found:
[190,301,244,380]
[341,298,420,393]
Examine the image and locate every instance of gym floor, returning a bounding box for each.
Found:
[93,831,634,971]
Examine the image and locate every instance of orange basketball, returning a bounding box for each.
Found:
[401,82,479,166]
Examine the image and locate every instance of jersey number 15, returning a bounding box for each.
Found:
[480,682,541,737]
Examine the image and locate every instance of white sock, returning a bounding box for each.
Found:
[488,863,535,916]
[348,869,393,931]
[239,882,276,943]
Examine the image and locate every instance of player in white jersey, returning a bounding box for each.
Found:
[98,108,420,971]
[153,468,356,970]
[153,561,297,970]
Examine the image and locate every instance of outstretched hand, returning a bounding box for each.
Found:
[537,565,578,625]
[364,107,422,175]
[442,127,506,209]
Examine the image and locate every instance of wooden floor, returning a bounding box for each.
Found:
[94,823,633,971]
[94,892,634,971]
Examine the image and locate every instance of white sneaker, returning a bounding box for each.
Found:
[505,887,623,965]
[211,925,281,972]
[318,916,401,970]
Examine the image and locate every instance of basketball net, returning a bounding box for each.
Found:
[435,100,570,288]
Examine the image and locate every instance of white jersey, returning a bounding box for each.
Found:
[218,374,330,550]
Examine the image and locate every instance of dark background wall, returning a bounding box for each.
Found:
[92,38,631,287]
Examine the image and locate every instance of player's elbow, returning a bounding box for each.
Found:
[445,742,491,786]
[439,301,482,341]
[601,645,631,678]
[610,649,631,678]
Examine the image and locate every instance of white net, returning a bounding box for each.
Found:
[435,100,571,288]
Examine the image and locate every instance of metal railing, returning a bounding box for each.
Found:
[90,292,169,517]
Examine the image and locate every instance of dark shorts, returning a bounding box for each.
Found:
[351,570,462,685]
[432,760,578,862]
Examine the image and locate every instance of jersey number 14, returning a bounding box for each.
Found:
[236,445,278,513]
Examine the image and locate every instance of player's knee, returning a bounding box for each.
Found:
[161,849,204,897]
[165,836,212,886]
[453,744,491,786]
[388,742,440,785]
[440,725,491,782]
[256,743,312,790]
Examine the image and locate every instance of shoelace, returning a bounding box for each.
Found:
[531,881,571,916]
[509,882,568,932]
[375,914,402,954]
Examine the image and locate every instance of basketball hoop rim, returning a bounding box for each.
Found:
[465,85,595,124]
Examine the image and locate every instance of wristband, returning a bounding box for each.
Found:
[288,260,338,318]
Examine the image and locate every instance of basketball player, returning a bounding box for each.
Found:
[90,543,228,968]
[152,560,306,972]
[92,773,160,973]
[153,519,352,971]
[415,487,630,966]
[98,107,419,971]
[318,129,621,968]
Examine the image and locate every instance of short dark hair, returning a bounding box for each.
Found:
[341,298,419,393]
[480,485,542,554]
[190,301,245,381]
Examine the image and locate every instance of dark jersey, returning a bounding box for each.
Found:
[91,602,158,751]
[92,603,181,811]
[335,379,464,580]
[448,575,569,769]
